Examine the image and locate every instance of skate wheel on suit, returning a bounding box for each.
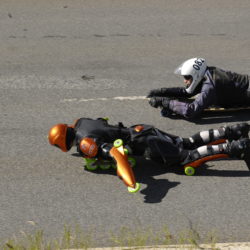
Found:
[111,164,117,169]
[84,158,98,171]
[128,157,136,168]
[184,166,195,176]
[99,163,111,170]
[127,182,140,193]
[113,139,123,148]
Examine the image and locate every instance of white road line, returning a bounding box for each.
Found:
[61,96,148,103]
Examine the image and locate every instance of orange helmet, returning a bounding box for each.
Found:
[79,138,98,158]
[48,124,73,152]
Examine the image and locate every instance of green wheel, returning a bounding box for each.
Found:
[99,162,111,170]
[184,166,195,176]
[111,163,117,169]
[113,139,123,148]
[84,158,98,171]
[128,157,136,168]
[128,182,140,193]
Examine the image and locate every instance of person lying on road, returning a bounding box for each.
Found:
[48,117,250,174]
[147,58,250,119]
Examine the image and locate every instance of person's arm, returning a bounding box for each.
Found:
[147,87,191,98]
[168,86,216,118]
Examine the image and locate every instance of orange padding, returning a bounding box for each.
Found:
[208,139,227,145]
[185,154,229,168]
[109,147,136,188]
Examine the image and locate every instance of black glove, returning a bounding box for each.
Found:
[149,97,170,108]
[147,89,163,98]
[147,87,189,98]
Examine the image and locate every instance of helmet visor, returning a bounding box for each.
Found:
[183,75,192,81]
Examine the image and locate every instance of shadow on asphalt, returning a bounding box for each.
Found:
[74,154,250,203]
[163,110,250,125]
[192,163,250,177]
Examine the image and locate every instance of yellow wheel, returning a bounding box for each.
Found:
[128,183,140,193]
[184,166,195,176]
[99,162,111,170]
[84,158,98,171]
[114,139,123,148]
[124,148,129,155]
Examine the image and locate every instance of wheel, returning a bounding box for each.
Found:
[128,182,140,193]
[128,157,136,168]
[99,162,111,170]
[124,148,129,155]
[184,166,195,176]
[113,139,123,148]
[84,158,98,171]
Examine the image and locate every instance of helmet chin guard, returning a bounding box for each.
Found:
[174,58,207,94]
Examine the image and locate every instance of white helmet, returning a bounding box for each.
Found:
[174,58,207,94]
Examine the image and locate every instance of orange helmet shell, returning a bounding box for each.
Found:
[79,138,98,158]
[48,124,68,152]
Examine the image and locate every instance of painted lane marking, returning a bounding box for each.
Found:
[61,96,148,103]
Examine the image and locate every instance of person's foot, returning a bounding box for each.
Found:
[225,123,249,140]
[228,138,250,170]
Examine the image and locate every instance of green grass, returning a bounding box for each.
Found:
[1,224,220,250]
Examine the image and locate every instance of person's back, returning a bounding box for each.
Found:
[208,67,249,106]
[74,118,130,144]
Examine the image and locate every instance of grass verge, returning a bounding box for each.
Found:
[1,224,220,250]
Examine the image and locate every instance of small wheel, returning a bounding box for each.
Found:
[114,139,123,148]
[84,158,98,171]
[99,162,111,170]
[184,166,195,176]
[128,157,136,168]
[111,163,117,169]
[128,183,140,193]
[124,148,129,155]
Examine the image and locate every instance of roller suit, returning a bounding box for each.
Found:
[73,118,250,169]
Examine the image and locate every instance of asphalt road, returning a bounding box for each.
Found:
[0,0,249,246]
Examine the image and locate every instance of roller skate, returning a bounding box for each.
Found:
[84,158,114,171]
[183,152,229,176]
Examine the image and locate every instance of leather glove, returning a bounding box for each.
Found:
[147,89,163,98]
[149,97,170,108]
[147,87,189,98]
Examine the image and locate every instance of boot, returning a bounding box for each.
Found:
[224,123,250,141]
[228,138,250,170]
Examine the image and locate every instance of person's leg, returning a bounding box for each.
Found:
[181,143,228,166]
[181,138,250,170]
[144,135,181,166]
[182,123,249,149]
[227,138,250,169]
